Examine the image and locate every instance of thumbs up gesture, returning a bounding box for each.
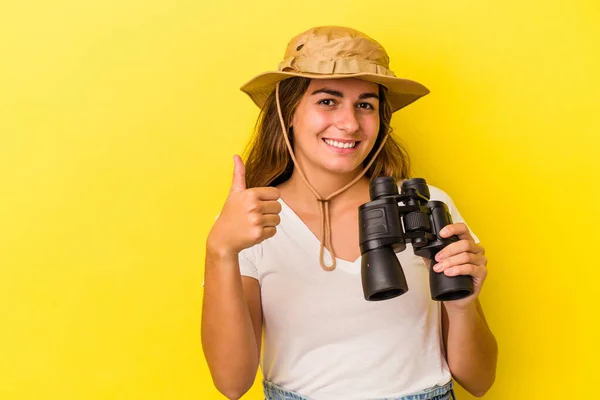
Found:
[207,155,282,257]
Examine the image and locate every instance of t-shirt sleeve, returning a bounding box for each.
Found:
[238,247,259,280]
[430,186,480,244]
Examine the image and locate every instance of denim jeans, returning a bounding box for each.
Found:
[263,379,456,400]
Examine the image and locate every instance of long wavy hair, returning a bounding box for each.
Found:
[243,77,412,188]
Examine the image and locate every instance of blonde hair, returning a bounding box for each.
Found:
[243,77,412,188]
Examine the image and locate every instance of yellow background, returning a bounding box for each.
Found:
[1,0,599,399]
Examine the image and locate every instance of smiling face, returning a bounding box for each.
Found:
[290,78,381,178]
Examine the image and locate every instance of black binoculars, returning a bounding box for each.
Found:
[358,176,474,302]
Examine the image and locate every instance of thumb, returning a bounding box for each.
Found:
[230,154,246,193]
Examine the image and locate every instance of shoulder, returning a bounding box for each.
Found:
[427,184,452,203]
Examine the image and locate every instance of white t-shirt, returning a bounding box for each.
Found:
[238,184,479,400]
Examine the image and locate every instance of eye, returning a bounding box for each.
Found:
[357,102,375,110]
[317,99,337,107]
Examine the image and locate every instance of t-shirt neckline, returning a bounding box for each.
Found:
[277,198,362,273]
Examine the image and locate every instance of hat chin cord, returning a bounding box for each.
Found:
[275,81,389,271]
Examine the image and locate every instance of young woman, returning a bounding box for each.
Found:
[201,26,498,400]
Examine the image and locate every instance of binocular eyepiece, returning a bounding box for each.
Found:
[358,177,474,302]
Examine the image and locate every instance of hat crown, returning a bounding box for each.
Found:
[239,25,429,113]
[279,26,393,76]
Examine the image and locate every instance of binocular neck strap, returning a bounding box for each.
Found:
[275,82,389,271]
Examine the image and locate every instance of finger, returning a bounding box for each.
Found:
[230,155,247,193]
[443,263,487,279]
[433,252,487,272]
[435,239,485,261]
[261,214,281,227]
[262,226,277,240]
[250,187,281,201]
[261,200,283,214]
[439,222,473,241]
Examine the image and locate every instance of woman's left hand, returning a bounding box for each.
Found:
[423,222,488,310]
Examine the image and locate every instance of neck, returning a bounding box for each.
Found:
[279,163,371,211]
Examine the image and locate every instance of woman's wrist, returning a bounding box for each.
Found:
[443,299,478,317]
[206,237,238,263]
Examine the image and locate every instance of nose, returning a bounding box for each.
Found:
[335,106,360,134]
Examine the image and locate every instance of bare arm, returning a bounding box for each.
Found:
[442,299,498,397]
[201,155,280,399]
[201,248,263,400]
[431,221,498,397]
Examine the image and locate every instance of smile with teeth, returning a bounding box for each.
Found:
[323,139,358,149]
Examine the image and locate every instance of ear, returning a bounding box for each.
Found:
[290,109,298,129]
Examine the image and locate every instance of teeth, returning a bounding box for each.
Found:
[324,139,356,149]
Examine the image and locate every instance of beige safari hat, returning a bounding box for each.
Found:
[240,26,430,112]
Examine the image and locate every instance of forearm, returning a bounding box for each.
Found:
[443,301,498,397]
[201,248,259,399]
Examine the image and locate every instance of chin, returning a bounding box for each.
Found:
[321,162,364,176]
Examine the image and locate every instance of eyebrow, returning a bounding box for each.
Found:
[310,88,379,100]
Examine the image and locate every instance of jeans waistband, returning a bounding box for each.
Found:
[263,379,455,400]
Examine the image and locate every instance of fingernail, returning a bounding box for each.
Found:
[435,252,444,261]
[446,267,455,275]
[439,227,448,236]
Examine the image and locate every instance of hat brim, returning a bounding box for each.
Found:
[240,71,430,113]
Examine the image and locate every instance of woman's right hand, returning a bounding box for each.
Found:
[207,155,282,257]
